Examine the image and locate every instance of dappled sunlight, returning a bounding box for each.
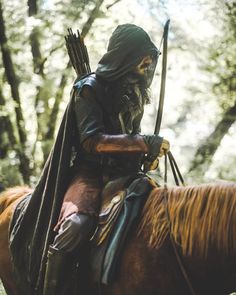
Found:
[0,0,235,184]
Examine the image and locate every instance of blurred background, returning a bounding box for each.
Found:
[0,0,235,189]
[0,0,236,293]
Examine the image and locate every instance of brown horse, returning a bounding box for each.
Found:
[0,182,236,295]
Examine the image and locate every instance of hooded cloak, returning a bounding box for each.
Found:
[9,24,159,294]
[96,24,160,86]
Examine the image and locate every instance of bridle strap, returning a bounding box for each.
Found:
[167,151,185,186]
[163,153,197,295]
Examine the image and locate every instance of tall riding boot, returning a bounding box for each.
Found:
[43,245,75,295]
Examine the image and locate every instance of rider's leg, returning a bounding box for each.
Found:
[43,213,95,295]
[53,213,95,251]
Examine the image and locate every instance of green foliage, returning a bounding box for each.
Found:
[0,0,105,186]
[0,156,23,187]
[206,1,236,108]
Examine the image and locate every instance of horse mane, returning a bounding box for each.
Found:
[138,182,236,258]
[0,186,32,213]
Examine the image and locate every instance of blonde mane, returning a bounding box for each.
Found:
[138,182,236,257]
[0,186,32,214]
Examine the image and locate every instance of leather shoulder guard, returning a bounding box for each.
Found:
[74,73,103,99]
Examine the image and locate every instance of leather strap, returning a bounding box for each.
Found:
[167,151,185,186]
[163,153,196,295]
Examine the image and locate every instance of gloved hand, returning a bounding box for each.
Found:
[159,139,170,157]
[143,135,170,161]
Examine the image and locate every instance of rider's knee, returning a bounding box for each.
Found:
[66,213,95,238]
[53,213,95,252]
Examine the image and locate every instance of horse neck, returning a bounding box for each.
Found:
[138,183,236,258]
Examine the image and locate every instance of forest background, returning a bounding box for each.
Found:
[0,0,235,190]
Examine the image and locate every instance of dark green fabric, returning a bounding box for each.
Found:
[9,92,76,294]
[96,24,159,86]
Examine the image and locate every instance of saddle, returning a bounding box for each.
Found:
[93,190,126,246]
[90,174,155,285]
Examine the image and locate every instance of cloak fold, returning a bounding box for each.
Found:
[10,89,76,295]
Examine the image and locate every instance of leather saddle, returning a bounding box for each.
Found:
[91,175,131,246]
[90,174,154,285]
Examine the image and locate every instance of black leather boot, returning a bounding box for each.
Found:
[43,245,75,295]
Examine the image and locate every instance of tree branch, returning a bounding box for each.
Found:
[189,101,236,174]
[81,0,105,37]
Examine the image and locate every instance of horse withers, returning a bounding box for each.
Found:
[0,186,32,295]
[0,183,236,294]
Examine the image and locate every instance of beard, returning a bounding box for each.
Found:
[110,71,151,109]
[126,71,151,105]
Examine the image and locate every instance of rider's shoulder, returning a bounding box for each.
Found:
[73,73,104,95]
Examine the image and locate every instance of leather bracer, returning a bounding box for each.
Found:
[83,134,149,154]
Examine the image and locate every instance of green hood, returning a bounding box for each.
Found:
[96,24,159,85]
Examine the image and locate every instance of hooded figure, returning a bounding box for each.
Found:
[96,24,158,84]
[9,24,169,295]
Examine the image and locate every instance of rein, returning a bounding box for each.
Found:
[163,151,197,295]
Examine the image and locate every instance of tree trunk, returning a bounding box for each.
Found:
[28,0,37,15]
[27,0,49,172]
[0,0,31,183]
[189,101,236,174]
[28,0,44,76]
[42,66,69,163]
[0,86,17,158]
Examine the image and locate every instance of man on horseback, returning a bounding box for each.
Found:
[42,24,169,294]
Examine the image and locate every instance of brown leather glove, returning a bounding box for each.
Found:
[143,135,164,161]
[143,136,170,172]
[159,139,170,157]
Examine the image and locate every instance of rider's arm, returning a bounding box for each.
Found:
[75,86,165,157]
[74,85,105,144]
